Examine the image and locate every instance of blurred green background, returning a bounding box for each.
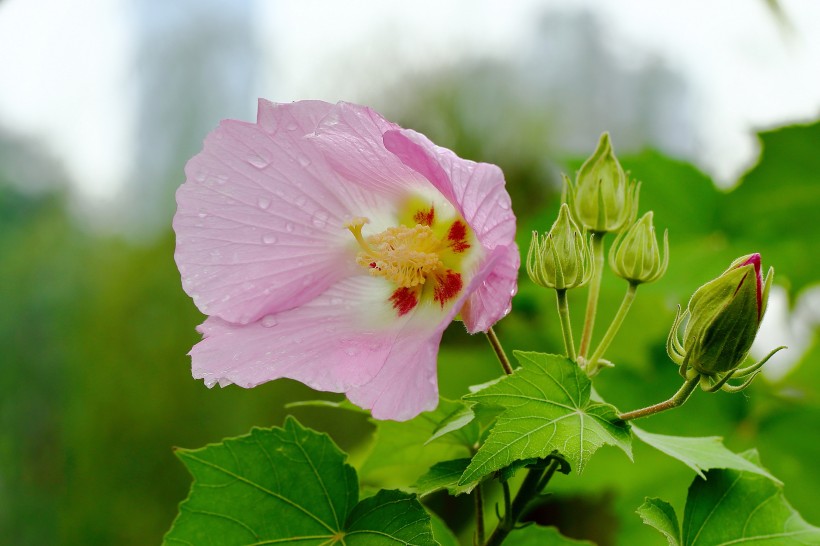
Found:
[1,1,819,545]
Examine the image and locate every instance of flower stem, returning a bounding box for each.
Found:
[486,327,514,376]
[555,289,577,362]
[475,483,485,546]
[578,232,605,360]
[618,375,700,421]
[587,282,638,374]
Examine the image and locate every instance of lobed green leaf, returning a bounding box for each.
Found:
[458,352,632,485]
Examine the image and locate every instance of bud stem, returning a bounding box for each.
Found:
[587,282,638,375]
[617,375,700,421]
[579,232,606,359]
[486,327,514,376]
[555,289,577,362]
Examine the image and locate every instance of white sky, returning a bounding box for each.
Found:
[0,0,818,201]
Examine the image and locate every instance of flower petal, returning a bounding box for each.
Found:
[309,102,429,196]
[382,128,519,332]
[190,276,401,393]
[175,101,374,324]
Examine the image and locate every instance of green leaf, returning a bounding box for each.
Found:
[360,399,474,489]
[164,417,435,545]
[642,450,820,546]
[637,498,681,546]
[413,458,474,496]
[425,404,479,446]
[720,122,820,296]
[503,524,595,545]
[458,352,631,485]
[633,427,781,482]
[428,511,460,546]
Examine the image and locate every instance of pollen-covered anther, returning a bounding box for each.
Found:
[354,224,446,287]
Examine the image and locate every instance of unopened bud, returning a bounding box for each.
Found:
[565,132,639,234]
[609,211,669,285]
[682,254,772,375]
[527,203,593,290]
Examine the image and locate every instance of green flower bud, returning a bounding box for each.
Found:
[681,254,772,375]
[527,203,593,290]
[565,133,639,234]
[608,211,669,285]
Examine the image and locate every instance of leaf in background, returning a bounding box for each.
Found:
[359,398,474,489]
[633,427,780,482]
[503,524,595,545]
[413,458,474,497]
[426,403,480,446]
[681,450,820,545]
[458,352,632,485]
[428,510,460,546]
[642,450,820,546]
[637,498,681,546]
[164,417,435,545]
[720,122,820,296]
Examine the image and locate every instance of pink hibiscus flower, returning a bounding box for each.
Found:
[174,100,519,421]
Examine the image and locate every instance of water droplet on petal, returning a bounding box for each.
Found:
[297,155,311,167]
[248,154,269,168]
[499,196,511,210]
[345,346,359,356]
[197,211,207,218]
[194,171,207,182]
[257,197,271,210]
[285,222,295,233]
[261,315,278,327]
[302,275,314,286]
[295,196,307,207]
[329,297,343,305]
[262,233,277,244]
[312,210,329,228]
[286,122,298,131]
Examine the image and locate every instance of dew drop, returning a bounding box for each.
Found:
[261,315,278,328]
[311,210,329,228]
[194,171,207,182]
[262,233,278,244]
[257,197,271,210]
[285,222,295,233]
[345,346,359,357]
[302,275,314,286]
[297,155,311,167]
[248,154,269,168]
[286,122,298,131]
[329,297,343,305]
[295,196,307,207]
[499,196,511,210]
[197,211,207,218]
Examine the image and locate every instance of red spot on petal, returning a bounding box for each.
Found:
[414,206,435,226]
[434,270,463,307]
[390,287,419,316]
[369,262,377,268]
[447,220,471,253]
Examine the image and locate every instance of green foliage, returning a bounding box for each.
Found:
[459,352,632,485]
[632,427,779,481]
[164,417,435,545]
[503,524,595,545]
[637,498,681,546]
[359,399,475,489]
[413,458,473,497]
[640,451,820,546]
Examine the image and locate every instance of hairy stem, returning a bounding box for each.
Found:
[578,232,605,359]
[618,375,700,421]
[555,289,577,362]
[486,327,514,376]
[475,483,485,545]
[587,282,638,374]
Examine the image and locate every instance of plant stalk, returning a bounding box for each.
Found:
[486,327,514,376]
[618,375,700,421]
[555,289,577,362]
[587,282,638,374]
[578,232,605,359]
